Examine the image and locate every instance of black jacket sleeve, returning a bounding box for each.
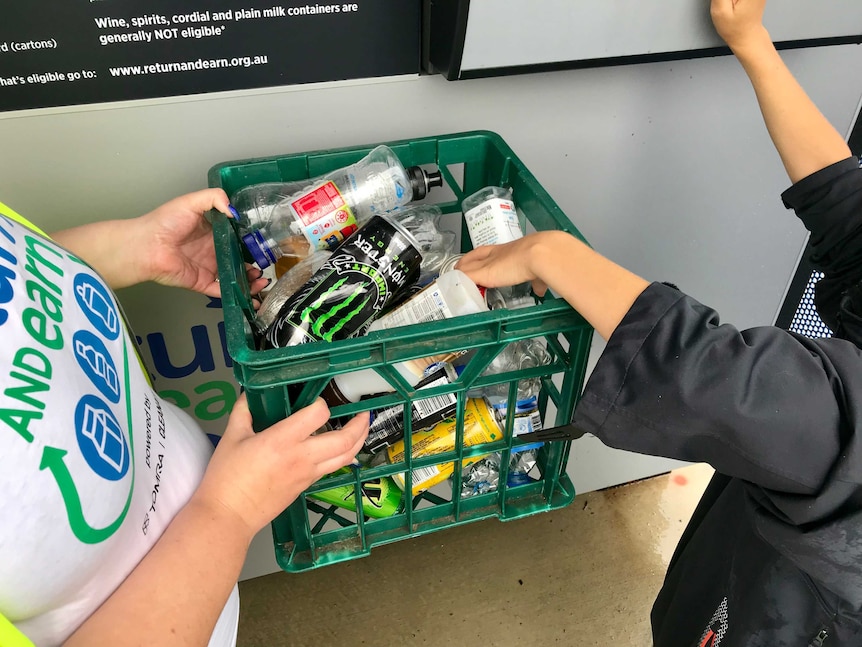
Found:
[782,157,862,338]
[573,282,862,522]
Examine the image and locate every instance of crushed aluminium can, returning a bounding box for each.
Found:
[307,467,403,518]
[386,397,504,496]
[263,216,422,348]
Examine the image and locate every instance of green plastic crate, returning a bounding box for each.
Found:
[209,130,594,572]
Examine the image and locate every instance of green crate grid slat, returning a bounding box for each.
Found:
[209,131,594,572]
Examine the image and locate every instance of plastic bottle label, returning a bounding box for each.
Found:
[375,284,455,329]
[490,395,544,453]
[492,395,542,436]
[363,366,458,454]
[464,197,523,247]
[289,180,359,250]
[346,167,408,214]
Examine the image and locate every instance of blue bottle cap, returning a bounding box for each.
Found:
[241,230,277,269]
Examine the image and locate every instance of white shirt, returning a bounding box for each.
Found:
[0,207,238,646]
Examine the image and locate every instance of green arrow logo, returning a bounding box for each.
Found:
[39,337,135,544]
[39,445,134,544]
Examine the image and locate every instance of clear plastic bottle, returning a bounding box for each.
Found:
[230,181,307,233]
[458,351,548,498]
[387,204,458,284]
[242,146,443,269]
[467,337,551,401]
[461,185,533,310]
[461,185,523,247]
[485,283,536,311]
[327,270,488,403]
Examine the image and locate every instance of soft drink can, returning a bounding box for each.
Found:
[386,397,503,495]
[264,216,422,348]
[308,467,403,518]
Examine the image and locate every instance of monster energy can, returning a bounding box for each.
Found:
[263,216,423,348]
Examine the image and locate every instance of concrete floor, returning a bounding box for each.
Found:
[237,463,714,647]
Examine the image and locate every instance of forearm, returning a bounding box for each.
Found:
[64,498,251,647]
[531,232,650,340]
[732,30,851,183]
[51,218,152,289]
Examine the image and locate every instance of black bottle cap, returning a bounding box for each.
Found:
[320,380,351,407]
[407,166,444,200]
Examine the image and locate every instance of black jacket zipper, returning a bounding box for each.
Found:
[809,629,829,646]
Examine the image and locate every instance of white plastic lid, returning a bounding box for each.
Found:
[368,269,487,332]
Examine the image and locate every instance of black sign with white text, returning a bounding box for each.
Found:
[0,1,419,112]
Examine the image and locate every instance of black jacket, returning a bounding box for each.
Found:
[573,158,862,646]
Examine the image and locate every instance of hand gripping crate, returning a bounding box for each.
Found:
[210,130,594,572]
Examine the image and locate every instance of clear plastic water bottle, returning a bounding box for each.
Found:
[458,447,540,498]
[461,185,523,247]
[388,204,458,284]
[461,185,533,310]
[242,146,443,269]
[468,337,551,401]
[230,181,307,232]
[457,346,548,498]
[485,283,536,311]
[231,181,313,277]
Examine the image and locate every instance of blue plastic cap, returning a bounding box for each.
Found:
[242,231,276,269]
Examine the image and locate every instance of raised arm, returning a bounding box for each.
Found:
[710,0,851,183]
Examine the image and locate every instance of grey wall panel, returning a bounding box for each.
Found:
[461,0,862,72]
[1,44,860,578]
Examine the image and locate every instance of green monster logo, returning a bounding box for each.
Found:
[301,277,371,342]
[352,479,383,508]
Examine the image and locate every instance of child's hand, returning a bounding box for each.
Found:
[710,0,769,52]
[137,189,269,299]
[455,232,551,297]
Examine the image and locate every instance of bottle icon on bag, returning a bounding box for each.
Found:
[81,401,127,474]
[75,338,121,400]
[75,282,119,336]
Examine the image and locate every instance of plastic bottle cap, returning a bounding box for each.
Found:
[241,230,277,269]
[320,380,351,407]
[406,166,444,200]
